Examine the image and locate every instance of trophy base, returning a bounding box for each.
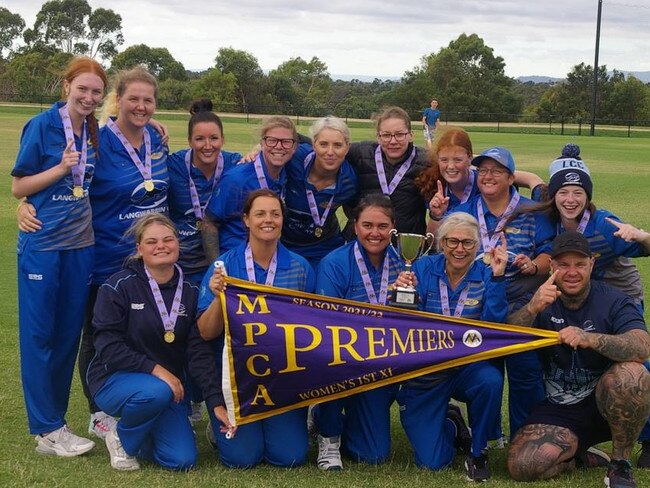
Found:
[388,287,419,310]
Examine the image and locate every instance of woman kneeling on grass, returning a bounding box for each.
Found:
[197,189,315,468]
[86,214,222,471]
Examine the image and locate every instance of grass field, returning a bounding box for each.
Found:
[1,104,649,487]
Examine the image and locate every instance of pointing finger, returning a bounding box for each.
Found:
[605,217,623,229]
[436,179,444,195]
[64,139,75,153]
[546,269,559,285]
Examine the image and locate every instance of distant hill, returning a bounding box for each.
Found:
[614,71,650,83]
[331,73,401,82]
[517,71,650,84]
[516,76,563,84]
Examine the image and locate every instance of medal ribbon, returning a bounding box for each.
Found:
[374,145,416,195]
[184,149,223,220]
[58,104,88,193]
[106,118,152,183]
[245,243,278,286]
[477,192,521,251]
[447,169,475,204]
[144,264,184,337]
[303,152,335,229]
[558,208,591,235]
[254,154,285,200]
[439,280,471,318]
[353,242,390,305]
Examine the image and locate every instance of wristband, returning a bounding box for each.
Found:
[428,211,443,221]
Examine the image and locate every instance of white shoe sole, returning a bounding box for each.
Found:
[35,440,95,457]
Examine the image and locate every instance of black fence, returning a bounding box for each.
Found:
[2,93,649,138]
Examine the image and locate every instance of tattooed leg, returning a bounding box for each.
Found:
[596,361,650,460]
[508,424,578,481]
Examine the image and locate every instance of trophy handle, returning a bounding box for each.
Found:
[389,228,399,252]
[423,233,436,255]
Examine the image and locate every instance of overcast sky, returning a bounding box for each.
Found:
[5,0,650,79]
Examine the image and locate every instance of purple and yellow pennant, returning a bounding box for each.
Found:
[220,277,559,425]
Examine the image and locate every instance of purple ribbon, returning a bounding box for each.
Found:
[106,118,152,184]
[245,243,278,286]
[303,152,335,231]
[374,146,416,195]
[58,104,88,196]
[558,208,591,235]
[143,264,184,339]
[353,242,390,305]
[439,280,471,317]
[477,193,521,251]
[254,155,285,200]
[184,149,223,221]
[447,170,475,204]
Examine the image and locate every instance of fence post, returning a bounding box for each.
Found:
[578,118,582,136]
[561,116,565,136]
[549,116,553,134]
[628,121,631,138]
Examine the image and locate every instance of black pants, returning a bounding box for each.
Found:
[78,284,100,413]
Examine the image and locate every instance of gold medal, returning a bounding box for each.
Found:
[196,219,202,231]
[144,179,155,192]
[315,227,323,238]
[72,186,84,198]
[482,253,491,265]
[164,331,175,343]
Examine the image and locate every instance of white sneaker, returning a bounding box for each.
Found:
[189,402,204,424]
[88,411,117,439]
[35,425,95,457]
[488,435,507,449]
[105,430,140,471]
[317,434,343,471]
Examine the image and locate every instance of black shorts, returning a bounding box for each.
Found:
[523,392,611,450]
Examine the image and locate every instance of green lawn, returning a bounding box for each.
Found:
[0,105,649,487]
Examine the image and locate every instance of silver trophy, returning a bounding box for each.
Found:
[389,230,435,309]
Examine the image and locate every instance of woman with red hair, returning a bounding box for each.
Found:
[11,56,107,457]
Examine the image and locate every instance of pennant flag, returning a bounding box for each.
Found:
[220,277,559,425]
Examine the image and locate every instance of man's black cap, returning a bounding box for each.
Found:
[551,231,591,258]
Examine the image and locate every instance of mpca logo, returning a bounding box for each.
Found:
[463,329,483,348]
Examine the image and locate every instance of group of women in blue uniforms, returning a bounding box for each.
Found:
[13,55,650,479]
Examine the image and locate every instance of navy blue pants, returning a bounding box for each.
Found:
[314,384,398,464]
[18,244,93,434]
[95,372,197,471]
[209,407,308,468]
[398,361,503,469]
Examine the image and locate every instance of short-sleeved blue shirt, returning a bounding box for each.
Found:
[90,122,169,284]
[283,143,358,266]
[533,281,646,405]
[198,241,315,314]
[205,157,286,254]
[13,102,95,252]
[316,240,403,303]
[423,108,441,127]
[167,148,241,277]
[453,189,555,300]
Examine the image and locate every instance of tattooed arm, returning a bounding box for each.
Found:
[201,214,220,264]
[508,270,562,326]
[559,328,650,363]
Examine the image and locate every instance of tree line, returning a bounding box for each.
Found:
[1,1,649,123]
